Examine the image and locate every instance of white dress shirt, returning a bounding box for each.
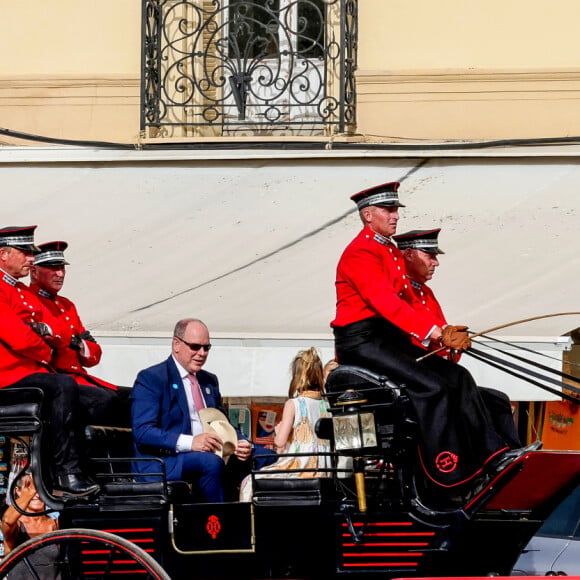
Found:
[173,355,206,453]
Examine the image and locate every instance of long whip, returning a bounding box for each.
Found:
[416,311,580,362]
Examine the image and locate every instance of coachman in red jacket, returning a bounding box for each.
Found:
[331,183,534,503]
[30,241,131,426]
[0,226,99,497]
[30,241,116,389]
[393,228,525,451]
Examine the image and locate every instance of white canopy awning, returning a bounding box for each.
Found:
[2,146,578,398]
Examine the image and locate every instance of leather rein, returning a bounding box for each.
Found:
[420,312,580,403]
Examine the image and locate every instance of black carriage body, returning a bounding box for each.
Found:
[57,495,562,579]
[58,497,336,579]
[0,368,579,579]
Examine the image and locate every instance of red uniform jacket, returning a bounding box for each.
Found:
[332,228,439,345]
[0,272,72,387]
[406,279,460,362]
[30,283,117,391]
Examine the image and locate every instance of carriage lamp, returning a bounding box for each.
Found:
[333,389,378,513]
[332,389,377,452]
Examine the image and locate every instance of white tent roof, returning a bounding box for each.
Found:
[1,146,578,397]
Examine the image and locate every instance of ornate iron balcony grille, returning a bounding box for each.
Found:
[141,0,357,138]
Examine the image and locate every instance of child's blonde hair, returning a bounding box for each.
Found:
[288,347,324,398]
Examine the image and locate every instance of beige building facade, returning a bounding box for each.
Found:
[357,0,580,141]
[2,0,580,143]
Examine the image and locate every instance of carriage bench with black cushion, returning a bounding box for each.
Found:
[0,387,44,434]
[252,476,336,507]
[84,424,192,507]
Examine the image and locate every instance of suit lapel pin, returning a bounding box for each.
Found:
[205,387,211,395]
[172,383,179,390]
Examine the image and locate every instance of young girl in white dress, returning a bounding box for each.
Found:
[239,347,331,502]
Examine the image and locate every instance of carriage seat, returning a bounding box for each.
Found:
[252,477,334,507]
[324,364,404,405]
[0,387,44,433]
[84,424,191,504]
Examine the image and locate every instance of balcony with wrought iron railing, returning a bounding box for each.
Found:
[141,0,358,140]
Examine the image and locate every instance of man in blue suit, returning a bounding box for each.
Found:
[131,318,271,502]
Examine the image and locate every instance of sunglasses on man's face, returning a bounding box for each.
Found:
[174,335,212,352]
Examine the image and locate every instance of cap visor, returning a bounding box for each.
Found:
[12,244,41,254]
[420,248,444,255]
[375,201,406,208]
[36,260,70,266]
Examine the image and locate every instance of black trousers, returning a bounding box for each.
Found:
[8,373,83,475]
[7,374,130,476]
[334,318,510,488]
[76,383,132,428]
[479,387,522,449]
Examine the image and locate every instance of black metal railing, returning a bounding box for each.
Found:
[141,0,357,138]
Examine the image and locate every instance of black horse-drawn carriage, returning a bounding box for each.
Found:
[0,364,578,579]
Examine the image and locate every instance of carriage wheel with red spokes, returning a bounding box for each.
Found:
[0,528,171,580]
